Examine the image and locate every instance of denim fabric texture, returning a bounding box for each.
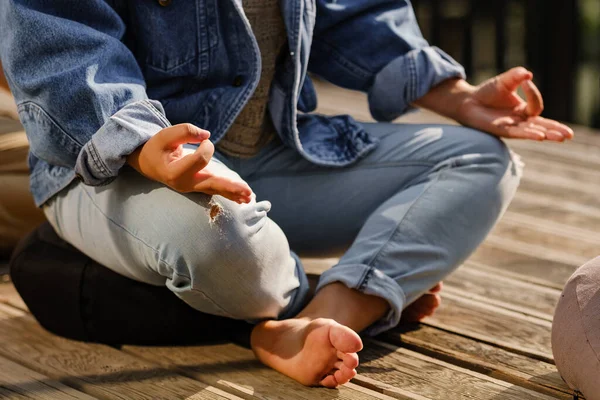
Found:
[0,0,465,206]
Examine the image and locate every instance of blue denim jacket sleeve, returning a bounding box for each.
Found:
[0,0,170,186]
[309,0,466,122]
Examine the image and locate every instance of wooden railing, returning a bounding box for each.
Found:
[412,0,598,128]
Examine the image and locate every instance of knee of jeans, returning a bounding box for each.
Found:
[198,239,299,320]
[172,199,300,320]
[445,127,523,176]
[444,126,508,156]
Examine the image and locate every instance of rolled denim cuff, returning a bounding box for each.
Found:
[75,99,171,186]
[316,263,406,336]
[368,46,466,122]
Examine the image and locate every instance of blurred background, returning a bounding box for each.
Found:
[411,0,600,128]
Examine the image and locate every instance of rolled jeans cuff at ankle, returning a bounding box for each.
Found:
[316,264,406,336]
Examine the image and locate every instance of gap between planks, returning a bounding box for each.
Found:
[0,276,564,398]
[0,302,243,400]
[423,295,554,363]
[0,301,406,400]
[0,354,98,400]
[124,338,558,400]
[379,327,572,399]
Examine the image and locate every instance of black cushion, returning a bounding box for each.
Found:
[9,222,251,346]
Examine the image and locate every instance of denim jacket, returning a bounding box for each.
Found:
[0,0,465,206]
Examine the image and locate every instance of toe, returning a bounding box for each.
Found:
[430,282,443,293]
[334,366,357,385]
[320,374,338,388]
[431,293,442,310]
[338,351,359,369]
[329,323,363,353]
[402,293,442,322]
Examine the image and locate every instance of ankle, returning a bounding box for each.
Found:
[296,283,389,331]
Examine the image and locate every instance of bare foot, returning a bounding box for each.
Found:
[401,282,443,322]
[251,318,363,388]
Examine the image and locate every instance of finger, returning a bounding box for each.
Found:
[194,177,252,203]
[521,80,544,117]
[506,126,546,141]
[168,140,214,180]
[496,67,533,92]
[544,129,567,142]
[522,121,565,141]
[158,123,211,149]
[530,116,574,139]
[320,374,338,388]
[238,194,253,204]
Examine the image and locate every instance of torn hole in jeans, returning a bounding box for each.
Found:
[208,198,224,224]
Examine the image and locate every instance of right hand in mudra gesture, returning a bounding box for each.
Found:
[127,123,253,204]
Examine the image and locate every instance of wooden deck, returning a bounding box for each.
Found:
[1,80,599,399]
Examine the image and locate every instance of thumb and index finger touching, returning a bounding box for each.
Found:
[497,67,544,117]
[156,123,253,202]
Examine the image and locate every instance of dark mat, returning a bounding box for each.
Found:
[9,222,252,347]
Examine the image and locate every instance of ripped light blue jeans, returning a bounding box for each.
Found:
[44,123,522,336]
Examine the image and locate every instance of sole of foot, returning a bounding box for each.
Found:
[251,317,362,388]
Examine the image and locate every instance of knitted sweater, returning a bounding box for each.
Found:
[217,0,287,158]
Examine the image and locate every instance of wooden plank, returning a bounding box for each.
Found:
[520,157,600,187]
[0,355,97,399]
[464,259,568,290]
[125,341,556,400]
[490,213,600,261]
[483,233,589,268]
[509,190,600,234]
[509,140,600,169]
[0,117,23,135]
[0,303,240,400]
[470,239,580,289]
[380,325,571,399]
[519,168,600,208]
[501,210,600,244]
[356,341,556,399]
[445,265,560,320]
[422,295,554,362]
[125,342,395,400]
[0,282,28,311]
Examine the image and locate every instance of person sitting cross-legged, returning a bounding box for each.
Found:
[0,0,572,388]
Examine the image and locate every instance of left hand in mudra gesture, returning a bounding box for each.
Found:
[416,67,574,142]
[460,67,573,141]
